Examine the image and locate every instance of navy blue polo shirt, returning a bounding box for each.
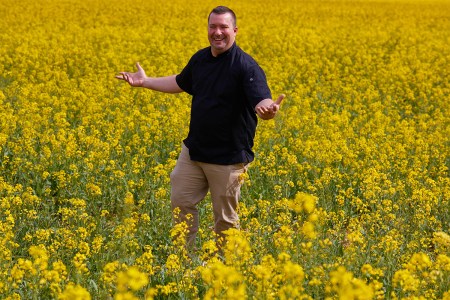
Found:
[176,43,272,165]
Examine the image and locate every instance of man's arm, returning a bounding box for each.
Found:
[116,62,183,93]
[255,94,285,120]
[140,75,183,93]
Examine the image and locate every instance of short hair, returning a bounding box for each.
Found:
[208,6,237,27]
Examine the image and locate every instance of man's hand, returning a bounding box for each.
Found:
[116,62,146,87]
[255,94,285,120]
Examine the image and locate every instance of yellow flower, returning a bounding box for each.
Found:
[165,254,181,273]
[326,266,374,299]
[277,260,305,299]
[405,252,432,272]
[199,259,245,300]
[86,183,102,196]
[361,264,384,278]
[170,219,189,249]
[58,284,91,300]
[435,254,450,272]
[393,269,419,292]
[29,244,49,271]
[289,192,317,214]
[433,231,450,253]
[124,191,134,205]
[135,246,155,276]
[201,240,219,262]
[301,221,317,240]
[91,235,104,254]
[145,288,158,300]
[10,262,26,281]
[116,266,149,292]
[102,261,121,284]
[274,225,294,251]
[443,291,450,300]
[73,253,89,274]
[223,228,253,266]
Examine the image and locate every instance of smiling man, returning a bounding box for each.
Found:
[208,7,237,56]
[117,6,284,250]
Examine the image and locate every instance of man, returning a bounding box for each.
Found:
[116,6,284,248]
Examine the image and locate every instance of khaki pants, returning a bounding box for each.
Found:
[170,143,248,247]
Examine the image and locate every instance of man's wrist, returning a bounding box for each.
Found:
[140,77,149,88]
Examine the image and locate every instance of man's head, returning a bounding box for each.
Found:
[208,6,238,57]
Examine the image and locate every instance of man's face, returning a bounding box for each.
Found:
[208,12,237,57]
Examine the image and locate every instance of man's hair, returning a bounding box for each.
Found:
[209,6,237,27]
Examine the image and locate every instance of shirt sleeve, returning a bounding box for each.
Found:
[176,57,194,95]
[242,63,272,108]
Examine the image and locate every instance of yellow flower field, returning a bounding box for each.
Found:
[1,0,450,299]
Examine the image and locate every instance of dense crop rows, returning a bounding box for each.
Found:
[1,0,449,299]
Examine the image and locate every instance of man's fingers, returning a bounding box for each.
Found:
[275,94,285,105]
[116,73,131,84]
[136,62,142,71]
[115,73,126,80]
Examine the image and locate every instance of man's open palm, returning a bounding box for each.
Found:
[255,94,285,120]
[116,62,146,87]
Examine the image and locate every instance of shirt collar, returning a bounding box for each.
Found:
[210,42,236,59]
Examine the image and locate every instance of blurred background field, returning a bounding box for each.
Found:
[1,0,449,299]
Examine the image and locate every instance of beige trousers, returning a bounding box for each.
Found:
[170,143,248,247]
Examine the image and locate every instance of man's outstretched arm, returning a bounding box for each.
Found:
[116,62,183,94]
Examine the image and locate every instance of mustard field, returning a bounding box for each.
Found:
[1,0,450,299]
